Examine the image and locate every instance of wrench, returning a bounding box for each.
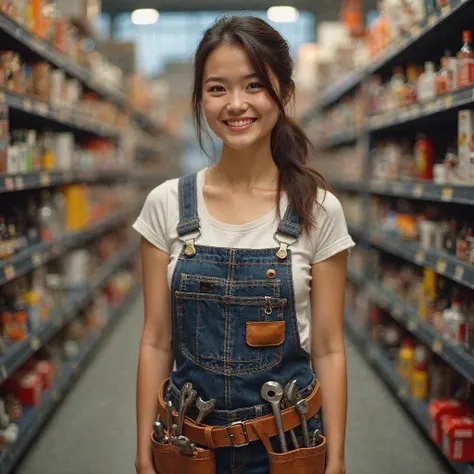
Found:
[311,429,321,447]
[261,381,287,453]
[166,401,175,438]
[177,383,197,437]
[295,399,310,448]
[195,397,216,425]
[173,435,196,457]
[153,416,168,443]
[283,380,299,450]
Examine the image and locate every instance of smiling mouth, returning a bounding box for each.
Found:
[223,118,258,127]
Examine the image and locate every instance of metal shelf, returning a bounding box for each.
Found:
[369,181,474,206]
[1,89,121,138]
[322,129,362,149]
[318,69,366,111]
[370,233,474,291]
[330,180,366,193]
[366,281,474,385]
[344,310,474,474]
[0,240,139,385]
[0,281,141,474]
[0,204,139,287]
[0,12,161,135]
[368,84,474,132]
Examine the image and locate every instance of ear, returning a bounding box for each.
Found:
[282,80,294,108]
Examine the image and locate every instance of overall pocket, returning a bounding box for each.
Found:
[175,289,287,374]
[151,434,216,474]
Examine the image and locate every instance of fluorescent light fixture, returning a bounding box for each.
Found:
[131,8,159,25]
[267,6,299,23]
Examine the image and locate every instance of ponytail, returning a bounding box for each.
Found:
[271,114,326,234]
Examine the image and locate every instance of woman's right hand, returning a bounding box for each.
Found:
[135,457,156,474]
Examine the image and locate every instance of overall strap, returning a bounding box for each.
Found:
[177,173,200,238]
[276,204,302,240]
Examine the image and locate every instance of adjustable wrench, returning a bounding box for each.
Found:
[295,399,310,448]
[261,381,287,453]
[283,380,299,450]
[195,397,216,425]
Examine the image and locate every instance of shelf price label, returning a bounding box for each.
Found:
[444,95,453,109]
[32,252,42,266]
[392,305,403,319]
[413,184,424,197]
[454,265,465,281]
[4,264,15,281]
[432,339,443,354]
[36,101,48,116]
[15,176,24,191]
[436,259,447,274]
[415,250,425,264]
[442,187,453,201]
[407,319,419,332]
[441,3,451,15]
[4,177,14,191]
[40,173,51,187]
[23,99,32,111]
[428,15,437,26]
[30,336,40,351]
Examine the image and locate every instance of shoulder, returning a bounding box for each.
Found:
[313,188,345,222]
[145,177,179,206]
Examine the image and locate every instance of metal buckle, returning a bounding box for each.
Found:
[227,421,249,448]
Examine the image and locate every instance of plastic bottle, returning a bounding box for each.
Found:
[38,190,54,242]
[405,64,418,105]
[436,54,450,94]
[390,66,407,109]
[398,338,415,382]
[417,62,436,102]
[411,346,429,400]
[413,134,434,180]
[444,49,458,91]
[443,299,467,345]
[458,31,474,88]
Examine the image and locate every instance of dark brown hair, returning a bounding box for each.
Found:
[192,15,326,233]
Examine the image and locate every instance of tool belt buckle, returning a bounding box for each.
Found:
[227,421,249,448]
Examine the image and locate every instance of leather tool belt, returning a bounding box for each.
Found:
[151,378,327,474]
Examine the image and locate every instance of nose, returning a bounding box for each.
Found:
[226,91,248,113]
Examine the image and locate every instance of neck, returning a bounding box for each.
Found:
[210,136,279,190]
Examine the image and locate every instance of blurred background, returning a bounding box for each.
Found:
[1,1,474,473]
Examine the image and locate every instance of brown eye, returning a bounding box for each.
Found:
[208,85,225,93]
[248,82,263,90]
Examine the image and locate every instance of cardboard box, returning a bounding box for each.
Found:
[442,416,474,463]
[457,110,474,184]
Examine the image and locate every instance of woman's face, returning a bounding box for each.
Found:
[202,43,281,151]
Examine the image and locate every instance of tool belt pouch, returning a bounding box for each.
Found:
[151,435,216,474]
[267,436,327,474]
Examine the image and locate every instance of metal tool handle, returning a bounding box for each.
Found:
[177,388,197,437]
[296,399,310,448]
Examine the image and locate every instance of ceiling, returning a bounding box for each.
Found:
[101,0,378,22]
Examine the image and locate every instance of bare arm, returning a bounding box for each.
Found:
[136,238,174,471]
[310,250,348,473]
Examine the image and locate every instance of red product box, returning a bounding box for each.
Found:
[429,399,469,445]
[442,416,474,463]
[16,372,42,406]
[26,359,54,390]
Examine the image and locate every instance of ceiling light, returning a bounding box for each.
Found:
[131,8,159,25]
[267,6,299,23]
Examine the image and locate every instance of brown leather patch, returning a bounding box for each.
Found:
[246,321,285,347]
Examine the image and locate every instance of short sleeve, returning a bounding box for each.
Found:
[311,191,355,264]
[132,181,170,253]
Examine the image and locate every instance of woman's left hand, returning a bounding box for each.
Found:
[325,461,347,474]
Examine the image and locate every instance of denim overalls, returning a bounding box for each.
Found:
[165,173,322,474]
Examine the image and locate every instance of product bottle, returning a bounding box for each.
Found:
[390,67,407,109]
[443,299,467,344]
[433,278,450,332]
[405,64,419,105]
[38,190,54,242]
[41,131,55,171]
[457,223,468,261]
[424,0,436,16]
[398,338,415,382]
[444,49,458,91]
[417,62,436,102]
[413,134,434,180]
[26,196,39,244]
[436,55,450,94]
[458,31,474,88]
[444,219,458,254]
[411,346,429,400]
[466,227,474,263]
[0,216,9,260]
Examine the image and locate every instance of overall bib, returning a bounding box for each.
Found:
[164,173,323,474]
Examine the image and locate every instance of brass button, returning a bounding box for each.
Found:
[266,269,276,279]
[184,244,196,257]
[276,248,287,260]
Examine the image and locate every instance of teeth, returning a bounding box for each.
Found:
[226,119,254,127]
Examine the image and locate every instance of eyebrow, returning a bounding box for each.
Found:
[205,73,259,84]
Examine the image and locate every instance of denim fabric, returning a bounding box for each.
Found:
[168,173,321,473]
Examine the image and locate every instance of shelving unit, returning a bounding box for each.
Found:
[344,310,474,474]
[302,0,474,470]
[0,7,174,473]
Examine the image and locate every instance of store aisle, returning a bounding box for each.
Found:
[15,296,450,474]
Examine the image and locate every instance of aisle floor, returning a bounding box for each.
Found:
[14,296,451,474]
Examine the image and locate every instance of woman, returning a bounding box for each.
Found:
[133,15,354,474]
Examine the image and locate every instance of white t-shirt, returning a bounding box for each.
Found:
[132,168,355,352]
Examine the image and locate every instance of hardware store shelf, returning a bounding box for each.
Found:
[0,240,140,385]
[1,90,121,138]
[344,310,474,474]
[0,12,161,135]
[369,233,474,291]
[365,281,474,385]
[0,204,139,287]
[0,281,141,474]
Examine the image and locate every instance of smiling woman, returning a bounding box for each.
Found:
[133,14,354,474]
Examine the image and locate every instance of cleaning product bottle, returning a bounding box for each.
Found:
[443,299,467,345]
[398,338,415,382]
[411,346,429,400]
[413,134,434,180]
[458,31,474,88]
[417,62,436,102]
